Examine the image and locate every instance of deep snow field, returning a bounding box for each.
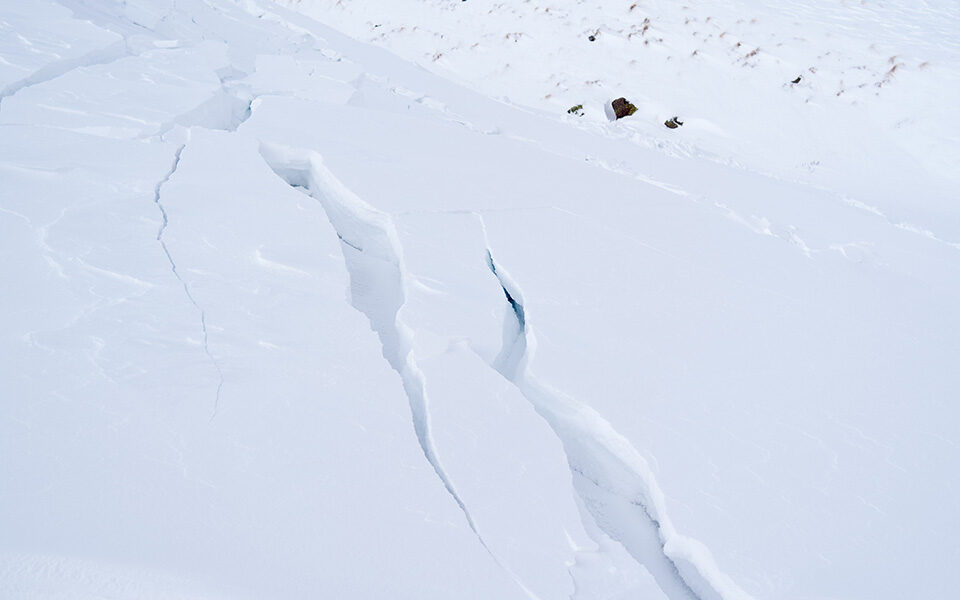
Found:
[1,1,958,600]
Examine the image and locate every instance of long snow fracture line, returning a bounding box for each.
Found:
[153,142,225,421]
[259,142,751,600]
[477,212,753,600]
[255,144,547,599]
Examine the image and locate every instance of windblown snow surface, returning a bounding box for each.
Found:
[1,1,958,599]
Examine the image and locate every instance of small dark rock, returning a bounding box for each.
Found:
[664,116,683,129]
[588,35,596,42]
[567,104,584,116]
[611,97,637,119]
[791,75,802,84]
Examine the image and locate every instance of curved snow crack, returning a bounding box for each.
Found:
[0,39,131,114]
[153,142,225,421]
[478,214,754,600]
[256,143,542,598]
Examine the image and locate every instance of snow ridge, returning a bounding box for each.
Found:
[152,141,225,420]
[479,218,752,600]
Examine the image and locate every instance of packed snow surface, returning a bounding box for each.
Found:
[1,1,958,599]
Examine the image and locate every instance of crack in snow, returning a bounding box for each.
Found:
[258,143,542,600]
[258,140,751,600]
[0,40,130,114]
[148,85,258,141]
[477,214,754,600]
[153,142,225,421]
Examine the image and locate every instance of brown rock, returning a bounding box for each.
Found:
[664,116,683,129]
[611,97,637,119]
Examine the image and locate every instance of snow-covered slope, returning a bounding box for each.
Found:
[1,1,958,599]
[280,0,960,242]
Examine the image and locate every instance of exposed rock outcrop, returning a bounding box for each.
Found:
[611,97,637,119]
